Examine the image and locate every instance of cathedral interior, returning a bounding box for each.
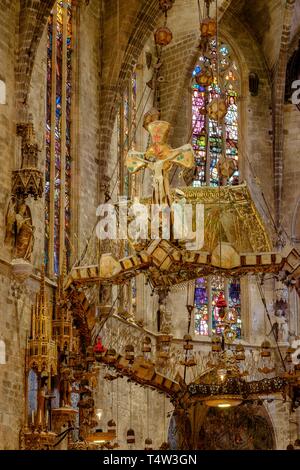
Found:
[2,0,300,451]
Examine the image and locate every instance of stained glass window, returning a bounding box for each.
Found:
[192,40,240,187]
[194,276,242,339]
[45,0,73,276]
[192,40,241,338]
[228,279,242,338]
[194,278,209,336]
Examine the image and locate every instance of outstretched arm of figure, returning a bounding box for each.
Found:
[165,144,195,168]
[126,151,148,174]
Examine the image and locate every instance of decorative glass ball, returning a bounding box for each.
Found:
[154,26,173,46]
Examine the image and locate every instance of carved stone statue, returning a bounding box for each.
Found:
[5,197,34,261]
[35,375,48,428]
[159,303,172,334]
[59,368,73,407]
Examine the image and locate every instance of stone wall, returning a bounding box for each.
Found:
[27,26,48,268]
[0,1,18,261]
[77,0,101,260]
[95,366,171,450]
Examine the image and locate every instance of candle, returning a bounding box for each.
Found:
[45,410,49,426]
[31,410,34,424]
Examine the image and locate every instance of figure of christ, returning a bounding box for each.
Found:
[126,120,195,207]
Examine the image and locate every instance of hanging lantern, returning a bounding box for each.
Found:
[107,419,117,436]
[200,17,217,38]
[125,344,135,362]
[207,97,228,121]
[142,336,152,360]
[158,334,172,359]
[127,429,135,444]
[258,340,275,374]
[285,346,295,374]
[154,26,173,46]
[144,438,153,450]
[181,334,197,367]
[216,291,227,319]
[211,334,222,352]
[105,348,117,364]
[260,340,271,358]
[286,346,295,364]
[86,345,95,363]
[142,336,152,353]
[195,65,214,87]
[235,344,245,361]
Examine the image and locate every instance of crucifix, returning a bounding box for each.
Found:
[126,120,195,206]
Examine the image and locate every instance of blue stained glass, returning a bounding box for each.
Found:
[28,369,38,422]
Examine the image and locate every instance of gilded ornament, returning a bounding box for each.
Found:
[154,26,173,46]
